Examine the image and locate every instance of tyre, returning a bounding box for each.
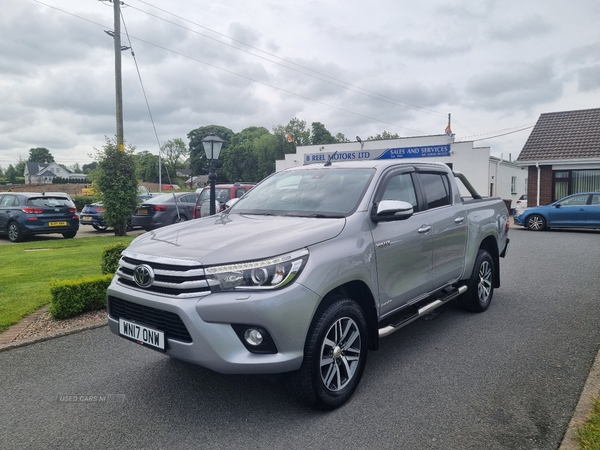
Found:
[7,222,23,243]
[287,295,368,410]
[458,249,494,312]
[62,231,77,239]
[92,223,108,231]
[173,215,187,224]
[125,220,134,232]
[526,214,546,231]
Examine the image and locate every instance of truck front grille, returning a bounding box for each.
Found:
[115,251,212,298]
[108,296,192,343]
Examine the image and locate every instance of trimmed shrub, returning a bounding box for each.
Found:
[49,275,113,319]
[102,242,128,274]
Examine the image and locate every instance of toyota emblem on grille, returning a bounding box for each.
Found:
[133,264,154,288]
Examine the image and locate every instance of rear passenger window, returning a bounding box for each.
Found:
[420,173,451,209]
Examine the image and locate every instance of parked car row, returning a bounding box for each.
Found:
[514,192,600,230]
[79,186,154,232]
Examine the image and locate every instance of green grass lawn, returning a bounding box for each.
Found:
[0,236,135,332]
[577,398,600,449]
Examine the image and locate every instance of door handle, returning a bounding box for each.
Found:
[454,216,465,224]
[418,224,432,234]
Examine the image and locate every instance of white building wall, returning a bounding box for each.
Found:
[488,157,528,208]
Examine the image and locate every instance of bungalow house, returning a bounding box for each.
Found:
[516,107,600,206]
[24,162,86,184]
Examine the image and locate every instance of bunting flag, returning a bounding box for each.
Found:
[285,132,294,143]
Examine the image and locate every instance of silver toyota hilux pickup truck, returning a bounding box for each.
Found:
[107,160,509,409]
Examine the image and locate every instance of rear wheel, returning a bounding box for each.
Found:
[92,223,108,231]
[526,214,546,231]
[458,249,494,312]
[7,222,23,242]
[62,231,77,239]
[173,215,187,224]
[287,295,368,410]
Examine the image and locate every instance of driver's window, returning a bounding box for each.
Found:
[382,173,417,208]
[561,195,588,206]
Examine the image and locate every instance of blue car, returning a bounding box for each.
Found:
[514,192,600,231]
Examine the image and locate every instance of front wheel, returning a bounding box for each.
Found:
[458,249,495,312]
[526,214,546,231]
[287,295,368,410]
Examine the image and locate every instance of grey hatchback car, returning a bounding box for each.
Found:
[0,192,79,242]
[131,192,199,231]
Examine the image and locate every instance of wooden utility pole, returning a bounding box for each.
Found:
[113,0,125,150]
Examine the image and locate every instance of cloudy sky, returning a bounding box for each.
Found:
[1,0,599,169]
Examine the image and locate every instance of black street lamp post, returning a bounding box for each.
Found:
[201,132,224,216]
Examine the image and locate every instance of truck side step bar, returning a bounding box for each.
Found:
[378,285,467,338]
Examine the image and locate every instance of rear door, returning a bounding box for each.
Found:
[371,167,434,317]
[586,194,600,227]
[415,169,467,289]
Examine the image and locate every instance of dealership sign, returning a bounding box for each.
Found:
[304,144,451,164]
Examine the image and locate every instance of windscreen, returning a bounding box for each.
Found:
[230,167,375,217]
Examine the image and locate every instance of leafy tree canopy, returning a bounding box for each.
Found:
[82,162,97,174]
[310,122,336,145]
[187,125,234,178]
[367,130,400,140]
[160,138,189,181]
[28,147,55,163]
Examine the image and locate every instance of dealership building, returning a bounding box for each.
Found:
[276,134,527,206]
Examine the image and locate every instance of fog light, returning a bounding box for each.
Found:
[244,328,264,346]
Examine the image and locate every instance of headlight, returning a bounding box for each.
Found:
[205,249,309,292]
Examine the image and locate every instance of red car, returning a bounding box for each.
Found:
[193,183,255,218]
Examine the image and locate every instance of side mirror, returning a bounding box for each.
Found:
[371,200,414,222]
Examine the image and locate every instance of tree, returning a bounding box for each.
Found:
[310,122,336,145]
[160,138,189,181]
[94,137,139,236]
[82,162,97,173]
[0,165,4,179]
[135,151,160,183]
[28,147,55,163]
[221,127,272,182]
[15,156,26,178]
[187,125,234,179]
[367,131,400,141]
[70,162,82,173]
[334,132,350,143]
[5,165,17,183]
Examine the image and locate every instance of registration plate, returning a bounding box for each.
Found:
[137,209,148,214]
[81,216,92,222]
[49,221,68,226]
[119,319,165,351]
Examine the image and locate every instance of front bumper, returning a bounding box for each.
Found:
[107,278,320,374]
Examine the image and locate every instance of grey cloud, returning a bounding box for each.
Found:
[465,60,563,110]
[577,65,600,92]
[487,15,553,42]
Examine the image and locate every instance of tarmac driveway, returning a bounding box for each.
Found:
[1,227,600,449]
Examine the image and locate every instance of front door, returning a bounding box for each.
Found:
[371,170,433,318]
